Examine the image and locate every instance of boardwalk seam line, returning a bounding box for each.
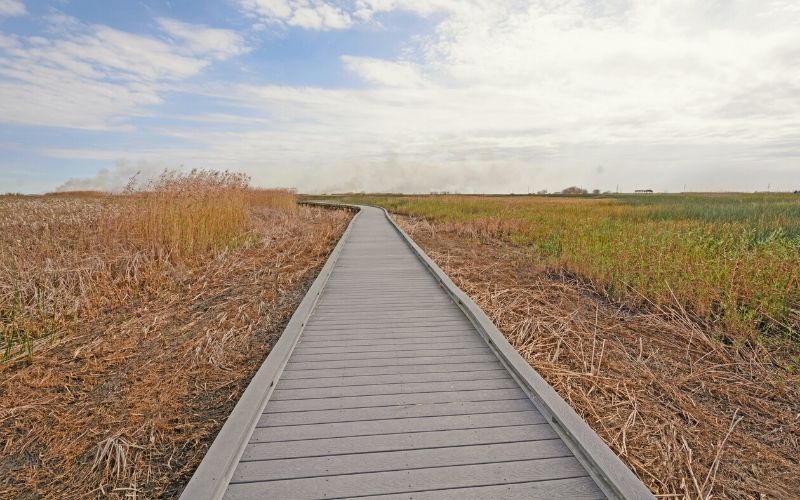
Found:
[237,437,563,463]
[329,474,594,500]
[256,409,537,428]
[248,422,550,444]
[228,452,575,484]
[263,396,530,414]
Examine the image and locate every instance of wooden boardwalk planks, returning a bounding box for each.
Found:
[225,206,594,498]
[182,206,653,500]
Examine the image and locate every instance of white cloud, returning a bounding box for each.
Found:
[193,1,800,191]
[342,55,424,87]
[0,14,247,129]
[19,1,800,193]
[0,0,25,17]
[239,0,352,30]
[156,18,249,60]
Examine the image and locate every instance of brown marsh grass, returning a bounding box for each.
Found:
[0,171,351,497]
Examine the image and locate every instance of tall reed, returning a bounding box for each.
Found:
[120,170,253,261]
[0,170,298,360]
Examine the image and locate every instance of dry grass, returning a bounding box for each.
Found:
[121,170,253,260]
[45,191,110,198]
[398,215,800,499]
[0,172,352,498]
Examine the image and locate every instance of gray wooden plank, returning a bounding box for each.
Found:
[289,347,490,361]
[296,335,479,348]
[326,273,435,277]
[318,291,448,297]
[298,330,476,341]
[317,298,452,304]
[317,298,450,304]
[292,340,487,355]
[306,322,468,330]
[313,304,464,319]
[302,322,473,332]
[288,346,491,363]
[318,294,451,300]
[320,294,447,299]
[299,333,476,342]
[276,368,509,389]
[284,353,499,370]
[362,477,604,500]
[321,286,442,291]
[310,308,458,316]
[225,458,586,499]
[300,330,476,339]
[270,378,518,400]
[279,361,506,380]
[304,321,471,331]
[307,313,467,324]
[317,297,453,305]
[317,299,456,312]
[310,309,463,317]
[320,287,443,291]
[317,292,451,298]
[308,309,460,317]
[239,424,558,461]
[265,387,527,412]
[312,304,455,313]
[250,411,546,442]
[231,440,570,483]
[324,278,437,284]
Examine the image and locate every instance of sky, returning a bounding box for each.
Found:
[0,0,798,194]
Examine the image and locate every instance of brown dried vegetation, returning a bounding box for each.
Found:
[397,216,800,500]
[0,172,351,498]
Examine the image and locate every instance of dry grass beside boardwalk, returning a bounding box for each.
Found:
[0,172,351,498]
[396,215,800,499]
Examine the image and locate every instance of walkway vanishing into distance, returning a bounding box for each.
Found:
[182,206,654,500]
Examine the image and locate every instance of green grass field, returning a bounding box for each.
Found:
[314,193,800,340]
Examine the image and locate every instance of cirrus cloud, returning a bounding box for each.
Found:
[238,0,353,30]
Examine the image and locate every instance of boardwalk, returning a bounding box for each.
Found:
[182,206,653,500]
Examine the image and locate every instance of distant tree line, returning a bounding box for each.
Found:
[559,186,608,195]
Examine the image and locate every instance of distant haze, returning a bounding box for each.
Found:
[1,1,798,194]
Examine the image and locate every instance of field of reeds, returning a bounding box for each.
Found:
[318,193,800,342]
[0,171,351,497]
